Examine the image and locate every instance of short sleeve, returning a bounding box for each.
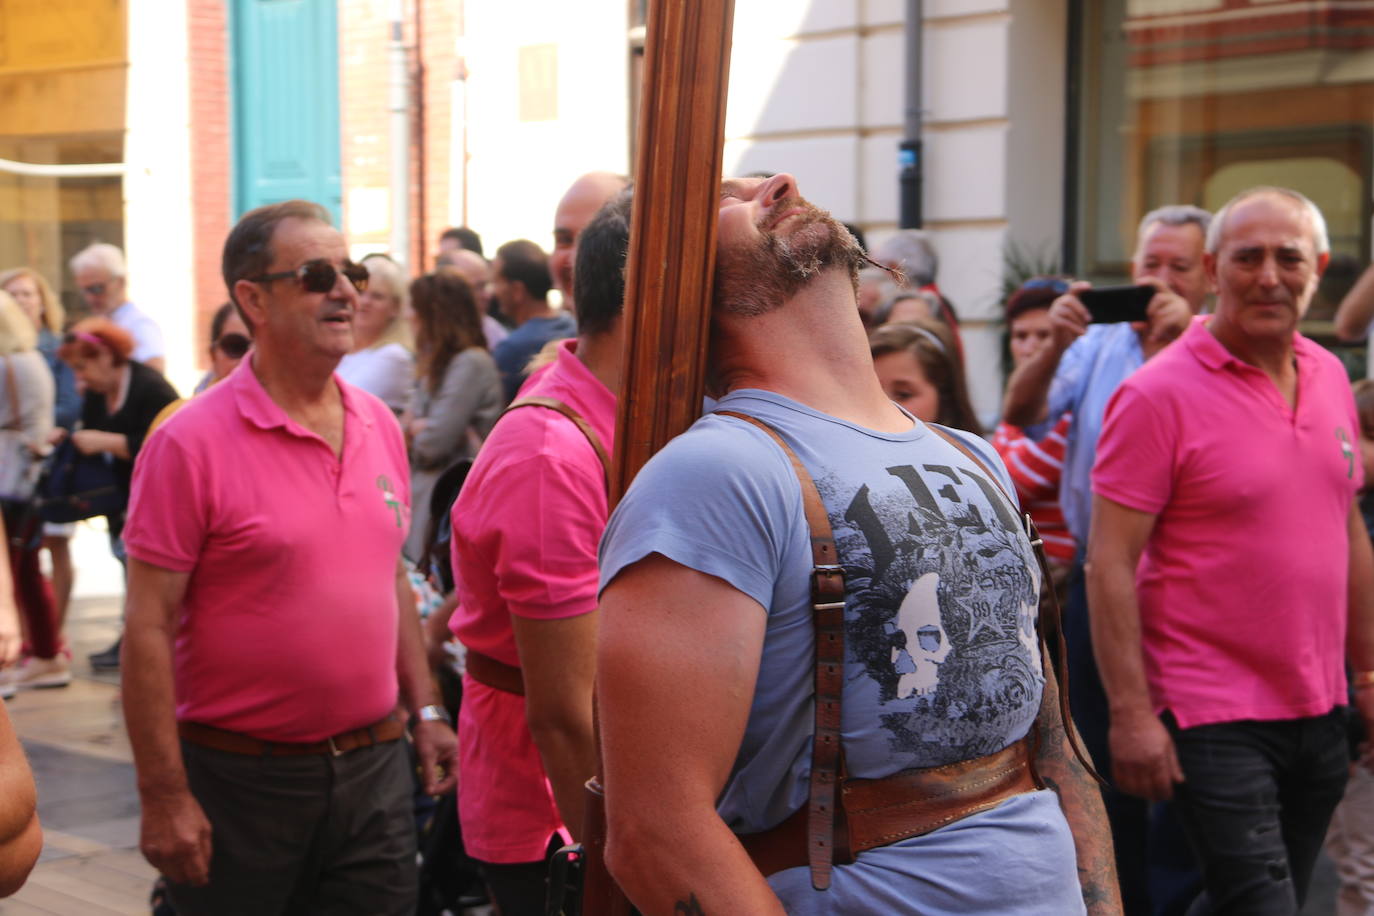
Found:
[598,418,800,611]
[478,452,606,620]
[1092,381,1178,516]
[130,315,165,362]
[123,429,210,572]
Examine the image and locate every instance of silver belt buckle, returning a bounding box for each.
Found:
[328,735,343,757]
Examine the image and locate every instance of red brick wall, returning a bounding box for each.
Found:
[187,0,231,368]
[339,0,460,273]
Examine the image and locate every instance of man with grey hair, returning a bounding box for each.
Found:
[69,242,166,373]
[1089,186,1365,912]
[1002,201,1212,912]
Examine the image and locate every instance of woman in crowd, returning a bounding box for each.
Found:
[58,318,178,671]
[989,277,1076,570]
[403,272,503,562]
[147,302,252,436]
[337,254,414,413]
[0,268,79,633]
[869,317,982,435]
[0,291,63,693]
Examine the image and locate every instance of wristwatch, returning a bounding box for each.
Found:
[411,704,451,726]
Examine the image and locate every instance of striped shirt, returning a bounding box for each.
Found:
[992,415,1075,563]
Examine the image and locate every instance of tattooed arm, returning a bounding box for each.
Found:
[1033,636,1124,915]
[598,554,788,916]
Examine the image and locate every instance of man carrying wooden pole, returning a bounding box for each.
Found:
[593,3,1121,914]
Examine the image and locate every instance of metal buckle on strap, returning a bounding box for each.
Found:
[814,601,846,611]
[814,564,844,575]
[1023,514,1044,550]
[327,735,344,757]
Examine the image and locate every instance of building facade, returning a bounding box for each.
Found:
[0,0,1367,410]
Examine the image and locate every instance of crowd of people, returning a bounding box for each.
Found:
[0,173,1369,916]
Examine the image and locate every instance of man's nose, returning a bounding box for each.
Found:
[760,172,797,206]
[1257,255,1281,287]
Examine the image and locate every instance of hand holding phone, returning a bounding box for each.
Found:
[1078,285,1154,324]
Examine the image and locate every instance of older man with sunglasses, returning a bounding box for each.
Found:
[120,200,456,915]
[70,242,166,375]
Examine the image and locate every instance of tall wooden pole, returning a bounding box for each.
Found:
[611,0,736,505]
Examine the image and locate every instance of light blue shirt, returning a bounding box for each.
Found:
[600,390,1083,914]
[1040,323,1145,548]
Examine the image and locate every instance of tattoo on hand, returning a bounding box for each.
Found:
[674,892,706,915]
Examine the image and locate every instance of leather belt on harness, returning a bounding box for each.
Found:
[178,716,405,757]
[738,734,1041,878]
[712,411,1098,891]
[465,648,526,696]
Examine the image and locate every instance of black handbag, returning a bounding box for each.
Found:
[36,437,124,523]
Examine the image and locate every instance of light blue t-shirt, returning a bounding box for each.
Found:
[599,390,1083,915]
[1042,323,1145,548]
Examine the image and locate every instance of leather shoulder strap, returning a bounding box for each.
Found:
[714,410,846,891]
[503,395,611,494]
[927,423,1106,787]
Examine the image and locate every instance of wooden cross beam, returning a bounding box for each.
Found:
[611,0,737,504]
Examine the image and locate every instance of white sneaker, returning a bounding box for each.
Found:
[5,655,71,691]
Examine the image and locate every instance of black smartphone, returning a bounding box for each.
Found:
[1079,285,1154,323]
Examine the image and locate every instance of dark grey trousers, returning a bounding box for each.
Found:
[166,737,417,916]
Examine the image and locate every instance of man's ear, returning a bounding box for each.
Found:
[1203,252,1218,292]
[232,279,269,333]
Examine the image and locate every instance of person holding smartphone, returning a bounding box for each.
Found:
[1001,204,1212,915]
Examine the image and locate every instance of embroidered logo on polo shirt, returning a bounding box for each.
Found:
[376,475,403,528]
[1338,427,1355,479]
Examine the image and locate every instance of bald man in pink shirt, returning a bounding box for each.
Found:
[121,200,457,916]
[1090,187,1374,913]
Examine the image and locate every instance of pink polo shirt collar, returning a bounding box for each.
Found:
[229,355,376,440]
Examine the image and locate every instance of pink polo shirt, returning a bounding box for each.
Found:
[449,339,613,863]
[124,357,410,742]
[1093,317,1361,729]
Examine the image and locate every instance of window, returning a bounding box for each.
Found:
[1068,0,1373,368]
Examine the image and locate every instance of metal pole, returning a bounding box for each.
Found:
[388,0,410,268]
[899,0,923,229]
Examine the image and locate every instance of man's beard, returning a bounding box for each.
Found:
[713,199,866,318]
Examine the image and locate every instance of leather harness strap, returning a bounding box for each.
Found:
[505,395,612,493]
[925,424,1105,788]
[715,410,847,891]
[714,412,1099,888]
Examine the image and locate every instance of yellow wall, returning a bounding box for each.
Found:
[0,0,127,138]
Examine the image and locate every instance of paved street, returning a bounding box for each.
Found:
[2,576,152,914]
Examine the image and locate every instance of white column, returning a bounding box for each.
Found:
[123,0,197,395]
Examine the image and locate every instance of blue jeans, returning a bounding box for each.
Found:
[1166,710,1349,915]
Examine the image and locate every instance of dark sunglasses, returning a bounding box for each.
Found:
[213,332,251,360]
[248,259,369,294]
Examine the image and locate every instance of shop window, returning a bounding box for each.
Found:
[1068,0,1373,370]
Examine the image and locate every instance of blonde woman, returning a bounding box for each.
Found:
[1,267,80,633]
[0,291,64,692]
[336,254,415,412]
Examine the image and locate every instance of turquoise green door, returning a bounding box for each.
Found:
[230,0,343,225]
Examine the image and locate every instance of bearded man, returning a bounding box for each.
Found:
[595,174,1120,915]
